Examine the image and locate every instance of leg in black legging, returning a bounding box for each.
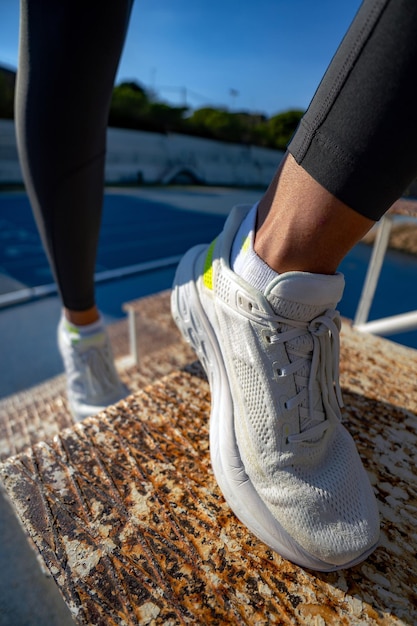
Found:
[288,0,417,221]
[15,0,133,419]
[15,0,133,312]
[256,0,417,276]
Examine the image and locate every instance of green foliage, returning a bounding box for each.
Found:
[266,109,304,150]
[148,102,188,131]
[108,82,151,129]
[0,71,304,149]
[185,107,303,148]
[186,108,245,143]
[107,81,304,149]
[108,81,188,133]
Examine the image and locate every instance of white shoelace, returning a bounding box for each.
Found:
[263,308,343,444]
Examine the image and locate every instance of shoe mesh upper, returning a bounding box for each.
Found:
[234,359,271,447]
[173,205,380,567]
[216,271,232,303]
[221,295,379,561]
[261,427,376,559]
[58,317,126,418]
[213,212,378,562]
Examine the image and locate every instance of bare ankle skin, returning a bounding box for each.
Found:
[255,153,375,275]
[64,305,100,326]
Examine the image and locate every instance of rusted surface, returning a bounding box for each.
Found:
[388,198,417,218]
[123,290,184,359]
[0,317,129,461]
[0,292,194,462]
[0,375,73,462]
[361,199,417,257]
[124,290,195,371]
[362,220,417,257]
[1,321,417,625]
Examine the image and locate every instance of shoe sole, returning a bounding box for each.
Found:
[171,245,379,572]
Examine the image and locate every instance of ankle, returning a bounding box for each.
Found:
[64,306,100,326]
[254,154,374,275]
[254,218,342,275]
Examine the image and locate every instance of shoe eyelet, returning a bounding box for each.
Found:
[261,329,274,346]
[273,362,287,381]
[236,292,254,313]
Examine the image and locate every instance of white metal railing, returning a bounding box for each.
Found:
[353,212,417,336]
[0,255,181,309]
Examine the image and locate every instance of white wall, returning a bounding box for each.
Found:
[0,119,284,187]
[105,127,284,186]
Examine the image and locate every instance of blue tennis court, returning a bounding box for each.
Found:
[0,191,227,292]
[2,187,417,350]
[2,185,417,399]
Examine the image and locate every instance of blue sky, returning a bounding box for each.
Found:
[0,0,362,116]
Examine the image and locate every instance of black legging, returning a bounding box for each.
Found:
[15,0,417,311]
[15,0,133,311]
[289,0,417,221]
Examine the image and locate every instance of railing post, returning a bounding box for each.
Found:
[128,308,139,366]
[353,214,394,327]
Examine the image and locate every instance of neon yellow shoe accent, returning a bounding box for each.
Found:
[203,238,217,290]
[242,233,251,253]
[64,320,105,346]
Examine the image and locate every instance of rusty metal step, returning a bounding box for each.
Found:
[1,322,416,624]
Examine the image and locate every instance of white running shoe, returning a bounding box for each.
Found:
[58,316,128,421]
[171,205,380,571]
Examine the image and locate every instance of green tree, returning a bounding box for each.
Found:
[186,108,245,143]
[109,81,188,133]
[108,81,304,149]
[147,102,188,132]
[108,81,151,129]
[266,109,304,150]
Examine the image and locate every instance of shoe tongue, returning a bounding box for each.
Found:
[264,271,345,321]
